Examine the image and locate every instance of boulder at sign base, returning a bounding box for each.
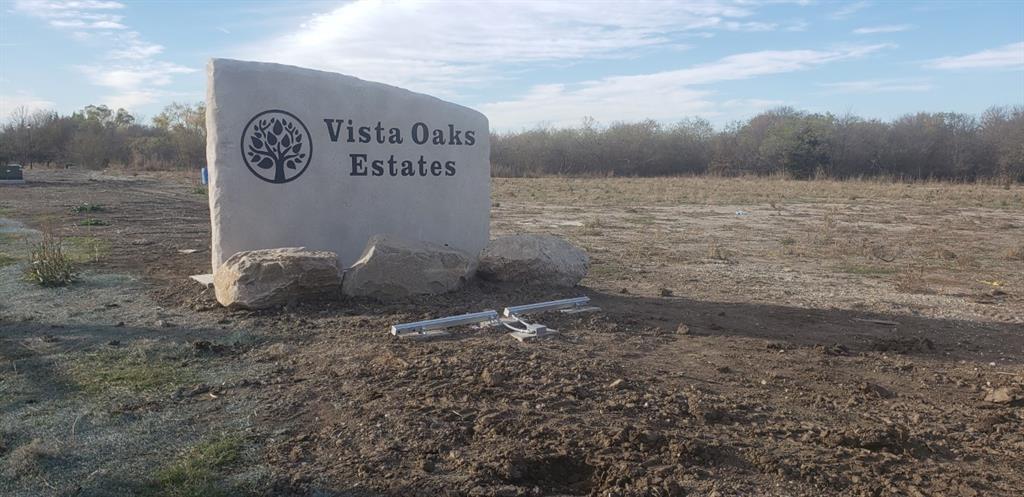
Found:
[477,234,589,287]
[214,247,341,309]
[342,234,473,300]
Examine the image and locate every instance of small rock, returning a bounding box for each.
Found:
[860,382,895,399]
[822,343,849,356]
[608,379,626,390]
[188,384,211,396]
[984,386,1020,404]
[659,288,674,297]
[481,369,507,387]
[675,324,690,335]
[265,343,296,359]
[114,321,125,327]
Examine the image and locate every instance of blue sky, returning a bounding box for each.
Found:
[1,0,1022,130]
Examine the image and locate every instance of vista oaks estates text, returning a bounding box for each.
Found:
[323,119,479,177]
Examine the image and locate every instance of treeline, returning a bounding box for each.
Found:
[0,102,205,170]
[3,103,1022,182]
[492,106,1024,181]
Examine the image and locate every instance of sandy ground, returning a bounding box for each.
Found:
[0,169,1021,497]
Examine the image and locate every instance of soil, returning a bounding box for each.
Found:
[1,169,1022,497]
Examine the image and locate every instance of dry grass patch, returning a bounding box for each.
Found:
[2,438,53,480]
[706,238,733,262]
[23,232,76,287]
[835,263,899,277]
[1006,244,1024,262]
[493,176,1024,209]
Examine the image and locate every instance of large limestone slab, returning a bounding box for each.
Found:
[206,59,490,271]
[213,247,341,309]
[477,234,589,287]
[342,234,472,300]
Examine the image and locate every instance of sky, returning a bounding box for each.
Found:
[1,0,1022,130]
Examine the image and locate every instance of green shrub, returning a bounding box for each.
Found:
[78,218,109,226]
[23,233,76,287]
[71,203,105,213]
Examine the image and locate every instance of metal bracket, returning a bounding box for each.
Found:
[507,321,558,342]
[386,296,599,341]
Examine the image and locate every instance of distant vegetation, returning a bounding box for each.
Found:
[0,102,205,171]
[493,106,1024,181]
[1,102,1021,181]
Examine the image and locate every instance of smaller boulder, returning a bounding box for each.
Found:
[983,386,1020,404]
[342,235,472,300]
[477,234,588,287]
[214,247,340,310]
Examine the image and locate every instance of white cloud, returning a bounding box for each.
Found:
[14,0,127,29]
[14,0,196,111]
[820,79,931,93]
[721,21,778,32]
[235,0,771,97]
[927,42,1024,70]
[481,45,892,129]
[0,92,57,120]
[827,0,868,19]
[78,62,194,91]
[106,32,164,60]
[853,24,913,35]
[830,1,871,19]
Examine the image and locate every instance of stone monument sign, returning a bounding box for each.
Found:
[206,58,490,270]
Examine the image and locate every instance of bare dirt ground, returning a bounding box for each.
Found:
[1,169,1022,497]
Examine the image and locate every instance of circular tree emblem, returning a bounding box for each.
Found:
[241,110,312,184]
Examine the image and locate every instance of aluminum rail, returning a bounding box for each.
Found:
[502,296,591,318]
[390,310,499,337]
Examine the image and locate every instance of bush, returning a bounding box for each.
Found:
[23,233,76,287]
[71,203,105,213]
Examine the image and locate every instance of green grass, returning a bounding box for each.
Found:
[0,253,17,267]
[145,435,245,497]
[71,203,106,214]
[78,218,109,226]
[68,348,196,395]
[191,186,208,195]
[64,236,111,262]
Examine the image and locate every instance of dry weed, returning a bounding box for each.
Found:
[895,265,934,295]
[1006,244,1024,262]
[707,239,732,262]
[2,438,52,480]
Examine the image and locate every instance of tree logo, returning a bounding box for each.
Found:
[241,110,312,184]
